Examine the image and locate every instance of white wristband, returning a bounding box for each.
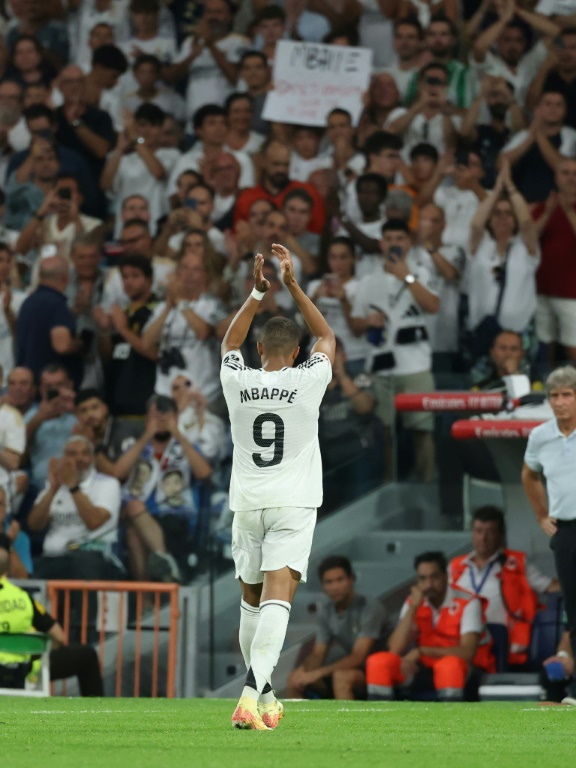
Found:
[251,287,266,301]
[557,650,570,659]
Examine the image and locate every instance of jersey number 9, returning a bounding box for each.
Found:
[252,413,285,468]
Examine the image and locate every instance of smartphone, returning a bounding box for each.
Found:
[183,198,197,210]
[387,246,402,262]
[57,187,72,200]
[47,388,59,401]
[554,36,565,49]
[323,273,339,285]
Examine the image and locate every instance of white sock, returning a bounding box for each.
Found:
[239,600,260,670]
[241,599,291,700]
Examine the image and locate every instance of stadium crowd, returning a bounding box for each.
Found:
[0,0,573,685]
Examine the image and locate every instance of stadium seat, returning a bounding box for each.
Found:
[0,633,51,697]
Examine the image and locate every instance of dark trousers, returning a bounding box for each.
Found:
[50,645,104,696]
[0,645,103,696]
[551,523,576,671]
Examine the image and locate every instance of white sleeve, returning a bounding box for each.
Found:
[101,268,124,311]
[297,352,332,387]
[526,562,553,593]
[502,130,529,153]
[524,428,543,472]
[460,598,483,636]
[384,107,407,128]
[0,408,25,453]
[221,349,249,385]
[90,477,122,522]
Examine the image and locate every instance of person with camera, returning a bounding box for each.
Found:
[385,62,459,158]
[350,219,440,482]
[142,251,227,405]
[15,175,104,265]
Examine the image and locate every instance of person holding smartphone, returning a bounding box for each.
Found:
[386,62,459,158]
[15,175,104,267]
[350,219,440,483]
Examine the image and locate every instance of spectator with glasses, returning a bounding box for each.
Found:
[466,160,539,363]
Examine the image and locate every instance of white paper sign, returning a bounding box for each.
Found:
[263,41,373,127]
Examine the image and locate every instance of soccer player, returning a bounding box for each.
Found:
[221,244,335,730]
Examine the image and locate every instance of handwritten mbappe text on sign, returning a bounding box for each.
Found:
[263,41,373,127]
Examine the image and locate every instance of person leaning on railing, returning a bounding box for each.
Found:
[0,534,103,696]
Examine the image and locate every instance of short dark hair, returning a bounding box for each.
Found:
[356,172,388,198]
[363,131,403,158]
[419,62,449,83]
[428,12,458,37]
[395,17,424,38]
[256,5,286,23]
[23,104,53,124]
[328,108,352,122]
[75,388,106,407]
[92,44,128,73]
[239,50,268,68]
[119,254,153,280]
[472,505,506,535]
[130,0,160,12]
[133,53,162,72]
[0,241,11,255]
[409,142,439,163]
[147,394,178,413]
[224,92,253,115]
[259,317,300,354]
[381,218,410,236]
[191,182,215,200]
[193,104,225,131]
[414,551,447,572]
[134,102,165,125]
[324,27,359,46]
[561,26,576,36]
[318,555,354,580]
[283,188,313,209]
[328,235,355,257]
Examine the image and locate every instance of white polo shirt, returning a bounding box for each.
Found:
[0,403,25,488]
[525,419,576,520]
[38,469,122,556]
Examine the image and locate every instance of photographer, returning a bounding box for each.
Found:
[386,62,459,157]
[142,252,227,405]
[15,175,104,265]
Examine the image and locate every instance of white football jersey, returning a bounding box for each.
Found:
[221,350,332,512]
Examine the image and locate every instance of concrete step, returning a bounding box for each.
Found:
[347,530,469,562]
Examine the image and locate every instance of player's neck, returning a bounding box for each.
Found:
[261,356,294,371]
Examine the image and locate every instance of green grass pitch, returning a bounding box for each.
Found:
[0,697,573,768]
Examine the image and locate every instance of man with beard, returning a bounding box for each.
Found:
[28,435,123,581]
[460,75,525,189]
[366,551,494,701]
[233,140,325,234]
[404,14,472,109]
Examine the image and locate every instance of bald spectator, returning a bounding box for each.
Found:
[16,256,84,387]
[233,140,326,234]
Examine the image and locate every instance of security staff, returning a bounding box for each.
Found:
[522,366,576,705]
[0,534,103,695]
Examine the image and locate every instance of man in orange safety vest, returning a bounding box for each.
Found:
[366,550,494,701]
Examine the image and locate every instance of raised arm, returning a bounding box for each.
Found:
[272,243,336,364]
[500,162,539,255]
[221,253,270,356]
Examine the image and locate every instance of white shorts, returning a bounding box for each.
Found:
[536,296,576,347]
[231,506,317,585]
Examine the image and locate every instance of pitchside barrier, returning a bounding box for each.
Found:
[46,580,199,698]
